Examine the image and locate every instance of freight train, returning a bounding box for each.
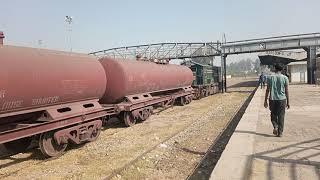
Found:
[0,45,194,157]
[0,29,222,157]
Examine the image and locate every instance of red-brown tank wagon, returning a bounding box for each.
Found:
[0,32,194,158]
[99,58,193,104]
[99,57,194,126]
[0,46,107,115]
[0,45,114,157]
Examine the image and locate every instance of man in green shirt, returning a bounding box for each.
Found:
[264,63,290,137]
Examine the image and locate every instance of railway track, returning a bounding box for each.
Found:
[104,122,191,179]
[103,100,224,179]
[187,86,258,179]
[0,82,256,179]
[0,99,208,178]
[104,86,257,179]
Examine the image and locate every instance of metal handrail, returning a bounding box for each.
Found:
[89,42,219,55]
[223,32,320,45]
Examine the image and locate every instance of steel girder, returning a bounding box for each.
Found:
[89,43,221,60]
[221,33,320,55]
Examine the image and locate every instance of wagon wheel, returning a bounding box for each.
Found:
[204,90,209,97]
[139,110,148,121]
[209,89,213,95]
[39,131,68,158]
[184,97,189,105]
[186,97,192,104]
[200,90,206,98]
[123,112,136,127]
[195,93,201,100]
[140,108,152,121]
[87,126,102,142]
[3,137,32,154]
[148,107,153,114]
[180,97,187,106]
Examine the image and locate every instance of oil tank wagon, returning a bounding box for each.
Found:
[98,57,194,127]
[0,46,107,116]
[99,57,194,104]
[0,45,108,157]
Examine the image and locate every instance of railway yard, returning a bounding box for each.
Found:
[0,78,257,180]
[1,2,319,180]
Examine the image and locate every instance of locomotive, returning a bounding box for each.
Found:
[0,43,193,157]
[184,61,222,99]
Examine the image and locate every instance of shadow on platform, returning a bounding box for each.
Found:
[244,138,320,180]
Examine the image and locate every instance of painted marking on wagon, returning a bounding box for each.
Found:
[2,100,23,110]
[32,96,60,105]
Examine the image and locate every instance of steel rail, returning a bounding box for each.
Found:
[186,85,258,180]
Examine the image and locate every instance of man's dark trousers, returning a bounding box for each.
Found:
[269,100,286,134]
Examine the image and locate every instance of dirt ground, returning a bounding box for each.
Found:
[0,78,257,180]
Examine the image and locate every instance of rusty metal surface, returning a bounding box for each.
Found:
[99,57,194,103]
[115,86,193,112]
[0,45,107,115]
[54,120,102,145]
[0,103,115,144]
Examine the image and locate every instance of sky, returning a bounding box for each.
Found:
[1,0,319,62]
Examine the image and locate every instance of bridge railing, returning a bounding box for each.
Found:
[89,42,221,60]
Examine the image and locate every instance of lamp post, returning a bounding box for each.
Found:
[65,16,73,52]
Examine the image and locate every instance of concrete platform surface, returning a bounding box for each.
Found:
[210,84,320,180]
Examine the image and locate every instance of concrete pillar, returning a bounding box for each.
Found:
[220,54,227,93]
[220,55,225,93]
[306,46,317,84]
[223,55,227,92]
[316,57,320,85]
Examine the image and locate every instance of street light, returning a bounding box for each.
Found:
[65,16,73,52]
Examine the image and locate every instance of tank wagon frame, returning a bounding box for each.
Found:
[0,87,193,157]
[0,99,114,157]
[112,86,193,126]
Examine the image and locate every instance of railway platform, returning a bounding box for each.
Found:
[210,84,320,180]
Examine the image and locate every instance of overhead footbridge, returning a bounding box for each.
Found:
[90,33,320,91]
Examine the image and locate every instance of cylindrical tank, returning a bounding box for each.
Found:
[99,57,193,103]
[0,45,107,114]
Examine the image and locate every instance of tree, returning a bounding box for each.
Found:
[253,58,261,74]
[226,58,260,76]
